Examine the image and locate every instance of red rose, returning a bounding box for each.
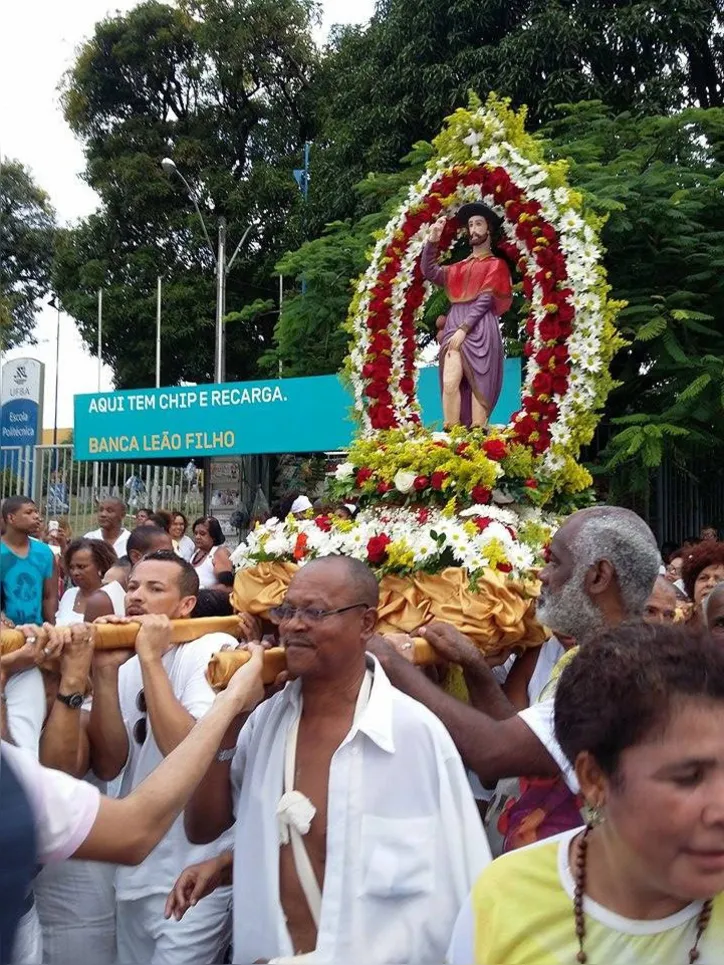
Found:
[533,371,553,395]
[535,347,555,368]
[370,405,397,430]
[314,515,332,532]
[471,485,492,504]
[496,562,513,574]
[417,508,430,524]
[293,533,308,561]
[539,319,561,342]
[554,344,569,362]
[367,533,392,565]
[524,479,538,489]
[552,376,569,395]
[400,377,415,396]
[377,481,393,495]
[515,415,537,439]
[523,341,534,358]
[483,439,507,461]
[356,467,373,486]
[456,442,470,456]
[413,475,430,492]
[473,516,492,533]
[431,471,449,490]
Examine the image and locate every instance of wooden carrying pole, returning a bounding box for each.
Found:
[206,638,435,689]
[0,617,241,655]
[0,619,437,689]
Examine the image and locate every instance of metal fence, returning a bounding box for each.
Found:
[1,444,204,536]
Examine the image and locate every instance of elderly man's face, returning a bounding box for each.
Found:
[644,579,677,624]
[277,563,376,681]
[537,516,606,638]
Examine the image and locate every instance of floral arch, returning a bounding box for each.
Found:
[344,94,623,500]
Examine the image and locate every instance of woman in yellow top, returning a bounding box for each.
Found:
[448,622,724,965]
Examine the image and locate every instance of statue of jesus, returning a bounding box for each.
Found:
[422,203,512,428]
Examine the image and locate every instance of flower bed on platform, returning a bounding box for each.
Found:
[231,503,559,582]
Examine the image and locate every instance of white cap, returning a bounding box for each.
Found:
[291,495,313,514]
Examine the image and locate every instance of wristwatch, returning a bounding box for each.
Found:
[57,692,84,710]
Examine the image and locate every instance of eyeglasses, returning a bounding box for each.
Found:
[133,689,147,745]
[269,602,369,625]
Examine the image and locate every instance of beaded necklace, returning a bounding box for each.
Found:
[573,825,713,965]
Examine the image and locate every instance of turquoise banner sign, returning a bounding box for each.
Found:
[73,361,521,461]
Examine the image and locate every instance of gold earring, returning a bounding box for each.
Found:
[584,800,605,826]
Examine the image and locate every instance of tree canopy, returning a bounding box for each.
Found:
[30,0,724,491]
[308,0,724,227]
[0,159,56,350]
[54,0,318,387]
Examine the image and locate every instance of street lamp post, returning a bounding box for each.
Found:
[48,296,61,446]
[161,158,251,384]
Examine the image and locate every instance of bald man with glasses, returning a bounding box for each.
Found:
[174,555,490,965]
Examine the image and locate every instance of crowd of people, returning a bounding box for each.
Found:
[2,494,724,964]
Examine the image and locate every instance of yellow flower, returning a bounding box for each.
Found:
[386,540,416,570]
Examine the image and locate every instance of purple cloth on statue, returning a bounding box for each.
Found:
[421,243,505,423]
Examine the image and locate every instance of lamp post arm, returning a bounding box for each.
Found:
[174,169,217,263]
[226,224,253,275]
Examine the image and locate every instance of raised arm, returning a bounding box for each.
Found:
[73,650,263,865]
[421,241,446,287]
[369,632,558,784]
[184,711,246,845]
[134,615,198,757]
[87,644,132,781]
[39,624,93,777]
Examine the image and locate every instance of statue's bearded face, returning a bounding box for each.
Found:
[467,215,490,246]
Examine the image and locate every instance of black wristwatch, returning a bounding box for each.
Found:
[57,692,84,710]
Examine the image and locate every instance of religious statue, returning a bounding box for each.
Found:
[422,203,513,428]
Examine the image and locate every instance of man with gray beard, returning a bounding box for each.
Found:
[371,507,661,847]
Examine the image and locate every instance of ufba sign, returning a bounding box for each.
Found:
[1,358,44,447]
[73,362,522,461]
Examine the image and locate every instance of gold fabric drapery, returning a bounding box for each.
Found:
[232,562,544,655]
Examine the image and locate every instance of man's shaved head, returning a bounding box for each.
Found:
[302,556,380,609]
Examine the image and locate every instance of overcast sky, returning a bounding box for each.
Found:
[1,0,374,428]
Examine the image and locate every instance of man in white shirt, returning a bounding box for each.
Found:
[85,498,131,557]
[174,556,490,965]
[86,550,237,965]
[370,507,661,842]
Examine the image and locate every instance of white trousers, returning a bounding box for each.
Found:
[34,859,116,965]
[12,905,42,965]
[116,888,232,965]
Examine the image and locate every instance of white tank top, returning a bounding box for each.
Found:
[192,544,220,589]
[55,580,126,626]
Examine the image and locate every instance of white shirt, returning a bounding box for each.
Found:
[56,581,126,626]
[230,655,491,965]
[5,669,45,757]
[175,535,195,562]
[84,528,131,558]
[113,632,236,899]
[527,636,566,706]
[518,697,579,792]
[192,544,221,589]
[2,742,101,863]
